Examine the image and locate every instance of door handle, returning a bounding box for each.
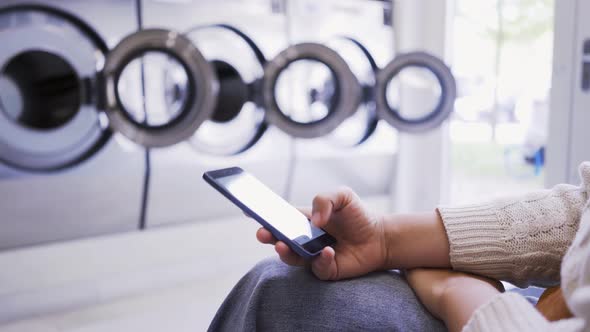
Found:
[581,39,590,91]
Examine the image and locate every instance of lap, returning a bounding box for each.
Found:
[209,258,446,332]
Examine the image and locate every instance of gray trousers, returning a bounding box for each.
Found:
[208,258,447,332]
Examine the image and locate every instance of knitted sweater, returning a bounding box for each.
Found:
[438,162,590,331]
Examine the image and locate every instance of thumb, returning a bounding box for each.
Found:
[311,187,354,228]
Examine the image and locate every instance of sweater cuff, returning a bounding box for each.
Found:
[463,293,547,332]
[437,204,513,280]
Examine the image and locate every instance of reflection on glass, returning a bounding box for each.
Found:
[385,66,441,120]
[186,27,263,83]
[0,51,80,130]
[326,39,376,146]
[190,102,265,155]
[164,61,189,121]
[327,39,374,86]
[181,27,267,155]
[218,173,324,241]
[165,58,264,155]
[118,52,189,127]
[0,77,23,123]
[274,59,336,123]
[328,106,374,146]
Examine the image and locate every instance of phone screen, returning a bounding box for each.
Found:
[217,172,326,243]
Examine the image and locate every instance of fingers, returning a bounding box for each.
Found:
[311,187,354,228]
[311,246,338,280]
[256,227,276,244]
[256,228,305,266]
[275,241,306,266]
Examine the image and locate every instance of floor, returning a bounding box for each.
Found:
[0,267,255,332]
[0,217,271,332]
[0,197,392,332]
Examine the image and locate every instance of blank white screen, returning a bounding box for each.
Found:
[218,173,322,240]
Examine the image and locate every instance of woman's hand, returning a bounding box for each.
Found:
[255,187,454,280]
[256,187,386,280]
[405,268,504,332]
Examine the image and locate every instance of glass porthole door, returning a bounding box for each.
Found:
[375,52,456,133]
[0,7,110,171]
[262,42,362,139]
[176,24,269,155]
[99,28,218,148]
[324,37,380,147]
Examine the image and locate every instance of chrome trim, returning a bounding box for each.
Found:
[263,42,362,139]
[102,28,218,148]
[376,52,456,133]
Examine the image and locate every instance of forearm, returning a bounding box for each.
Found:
[406,269,504,332]
[382,211,451,269]
[440,278,501,332]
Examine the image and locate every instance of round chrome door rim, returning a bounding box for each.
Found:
[102,28,218,148]
[0,8,108,171]
[263,42,362,139]
[376,52,456,133]
[184,24,268,155]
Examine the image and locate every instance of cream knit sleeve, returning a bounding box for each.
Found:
[463,209,590,332]
[461,292,585,332]
[437,162,590,287]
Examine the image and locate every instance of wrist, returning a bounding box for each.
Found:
[376,214,393,271]
[380,211,451,269]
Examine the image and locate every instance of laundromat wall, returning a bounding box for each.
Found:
[0,0,458,324]
[0,0,453,249]
[0,0,455,251]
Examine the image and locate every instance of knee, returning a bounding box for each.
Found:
[247,257,310,287]
[251,257,285,272]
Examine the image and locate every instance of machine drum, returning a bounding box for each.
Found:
[210,60,249,124]
[180,24,268,155]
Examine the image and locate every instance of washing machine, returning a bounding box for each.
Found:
[0,1,226,249]
[0,1,147,250]
[273,0,454,205]
[267,0,396,205]
[140,0,294,227]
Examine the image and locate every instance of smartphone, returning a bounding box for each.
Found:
[203,167,336,259]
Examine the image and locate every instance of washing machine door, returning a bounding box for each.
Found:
[0,7,109,171]
[375,52,456,133]
[324,37,380,147]
[263,43,362,139]
[179,24,268,155]
[100,29,218,148]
